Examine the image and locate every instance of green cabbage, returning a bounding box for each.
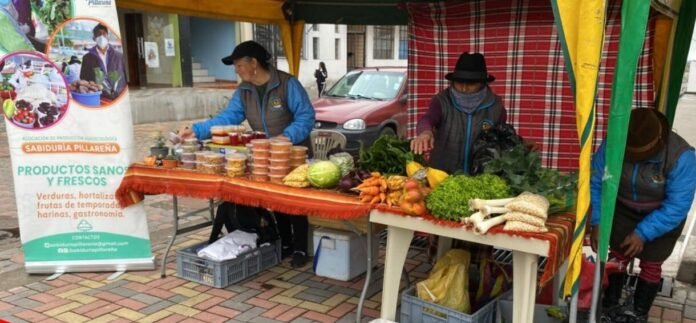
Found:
[329,152,354,176]
[307,161,342,188]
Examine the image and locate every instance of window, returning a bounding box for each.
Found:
[253,24,284,58]
[335,25,340,33]
[372,26,394,59]
[398,26,408,60]
[313,37,319,59]
[312,24,319,31]
[335,38,340,59]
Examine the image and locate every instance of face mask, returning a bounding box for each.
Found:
[95,36,108,49]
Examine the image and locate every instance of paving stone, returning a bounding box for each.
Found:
[3,290,38,302]
[229,289,262,303]
[689,290,696,301]
[131,293,163,305]
[290,318,314,323]
[233,307,266,322]
[328,285,359,296]
[25,282,54,292]
[295,291,327,303]
[0,316,28,323]
[7,297,42,309]
[685,304,696,320]
[140,300,175,315]
[249,317,283,323]
[167,294,189,304]
[108,287,139,298]
[220,299,253,312]
[653,298,684,311]
[288,273,313,285]
[303,287,337,298]
[662,308,682,321]
[301,280,331,290]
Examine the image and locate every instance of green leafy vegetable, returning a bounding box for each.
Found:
[483,144,577,214]
[358,134,424,175]
[35,0,71,34]
[426,174,510,220]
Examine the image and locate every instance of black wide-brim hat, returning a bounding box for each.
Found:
[445,52,495,83]
[221,40,271,66]
[625,108,670,162]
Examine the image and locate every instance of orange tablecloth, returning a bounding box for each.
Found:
[116,164,372,219]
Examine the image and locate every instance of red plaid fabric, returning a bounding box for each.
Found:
[406,0,655,171]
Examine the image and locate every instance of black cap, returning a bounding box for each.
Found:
[221,41,271,66]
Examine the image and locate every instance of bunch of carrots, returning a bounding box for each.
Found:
[351,172,387,205]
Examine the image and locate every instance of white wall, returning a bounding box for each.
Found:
[365,26,408,68]
[687,61,696,94]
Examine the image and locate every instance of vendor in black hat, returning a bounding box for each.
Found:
[179,40,315,268]
[590,108,696,322]
[411,52,507,174]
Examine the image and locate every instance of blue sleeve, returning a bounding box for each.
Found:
[282,78,316,144]
[191,90,245,139]
[590,142,607,226]
[635,149,696,242]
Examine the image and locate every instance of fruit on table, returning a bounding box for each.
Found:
[3,99,15,118]
[406,161,423,178]
[426,167,449,188]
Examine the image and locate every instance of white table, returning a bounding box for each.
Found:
[370,209,551,323]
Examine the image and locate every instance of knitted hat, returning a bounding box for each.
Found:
[625,108,669,162]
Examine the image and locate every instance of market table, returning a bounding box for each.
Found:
[370,207,574,323]
[115,164,375,320]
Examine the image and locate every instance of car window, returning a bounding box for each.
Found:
[326,71,405,100]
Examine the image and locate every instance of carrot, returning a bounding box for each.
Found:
[371,172,381,178]
[356,178,380,189]
[380,178,388,190]
[356,186,380,195]
[360,195,374,203]
[369,195,381,204]
[379,192,386,203]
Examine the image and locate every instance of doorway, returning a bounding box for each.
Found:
[347,25,366,71]
[124,13,147,88]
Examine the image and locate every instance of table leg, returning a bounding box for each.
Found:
[356,221,373,323]
[208,199,215,221]
[160,195,179,278]
[380,226,414,321]
[512,251,538,323]
[436,236,452,259]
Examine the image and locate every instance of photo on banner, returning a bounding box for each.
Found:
[0,0,73,55]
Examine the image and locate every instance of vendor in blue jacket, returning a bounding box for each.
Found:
[179,40,315,268]
[590,108,696,322]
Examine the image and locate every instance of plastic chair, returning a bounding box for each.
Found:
[310,130,347,160]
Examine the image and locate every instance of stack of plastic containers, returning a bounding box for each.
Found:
[225,152,247,177]
[211,126,231,145]
[269,139,292,183]
[250,139,270,181]
[290,146,308,169]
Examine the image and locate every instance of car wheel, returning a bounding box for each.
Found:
[379,126,397,137]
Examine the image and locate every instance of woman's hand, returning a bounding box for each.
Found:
[620,232,644,258]
[178,125,194,139]
[411,131,434,155]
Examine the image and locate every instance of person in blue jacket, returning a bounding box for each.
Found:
[180,41,315,268]
[590,108,696,322]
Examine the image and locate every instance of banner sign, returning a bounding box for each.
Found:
[1,0,153,273]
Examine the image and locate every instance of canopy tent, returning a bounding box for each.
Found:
[115,0,696,321]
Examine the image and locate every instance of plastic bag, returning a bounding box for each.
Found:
[417,249,471,313]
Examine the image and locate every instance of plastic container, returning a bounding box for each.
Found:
[254,157,269,166]
[400,286,499,323]
[251,139,271,149]
[222,125,235,133]
[269,159,290,167]
[71,91,101,107]
[225,166,246,177]
[180,153,195,162]
[252,149,270,159]
[270,141,292,152]
[184,138,198,145]
[251,174,269,182]
[291,146,309,158]
[200,163,224,174]
[210,125,226,136]
[228,132,241,146]
[270,150,291,159]
[312,227,377,281]
[181,160,196,169]
[269,174,285,184]
[203,153,225,164]
[181,144,197,153]
[176,239,281,288]
[495,293,565,323]
[212,135,231,145]
[268,166,290,176]
[226,153,247,168]
[194,151,209,162]
[290,157,307,165]
[253,131,267,139]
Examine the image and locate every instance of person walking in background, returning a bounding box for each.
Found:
[314,61,327,98]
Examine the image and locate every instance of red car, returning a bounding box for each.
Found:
[312,67,408,154]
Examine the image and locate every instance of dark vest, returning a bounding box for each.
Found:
[240,68,293,138]
[429,88,504,174]
[611,131,693,261]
